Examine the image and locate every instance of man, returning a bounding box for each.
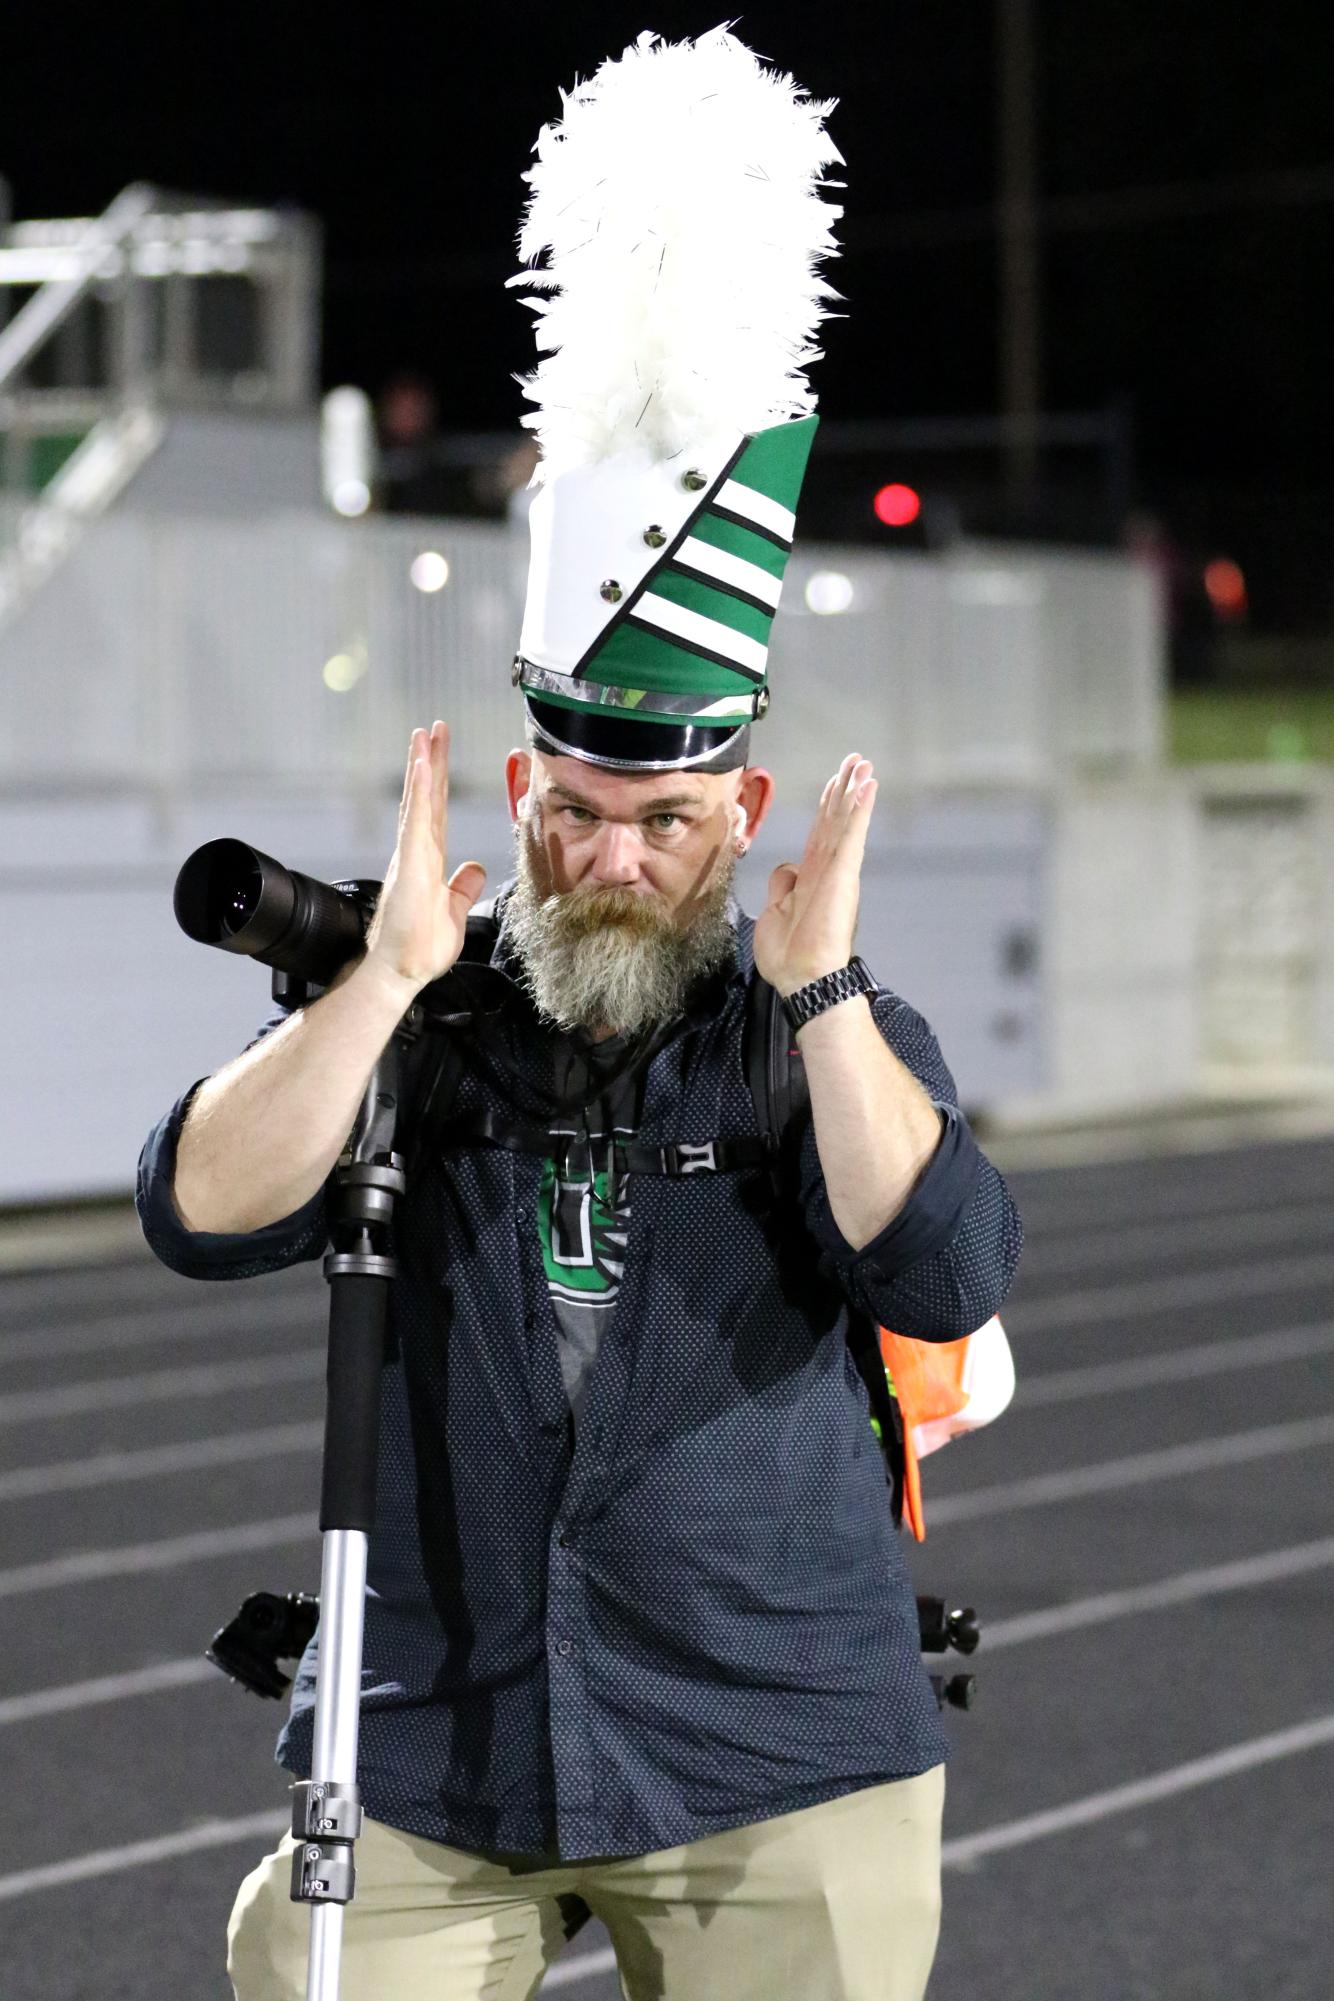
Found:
[136,28,1024,1997]
[137,710,1021,2001]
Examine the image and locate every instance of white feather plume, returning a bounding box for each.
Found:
[509,23,844,484]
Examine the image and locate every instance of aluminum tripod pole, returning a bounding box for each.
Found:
[288,1052,403,2001]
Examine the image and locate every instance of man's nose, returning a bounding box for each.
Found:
[590,820,644,883]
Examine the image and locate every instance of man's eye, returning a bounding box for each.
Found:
[558,806,684,832]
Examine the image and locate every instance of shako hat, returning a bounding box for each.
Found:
[508,25,844,771]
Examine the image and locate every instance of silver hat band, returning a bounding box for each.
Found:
[512,657,763,723]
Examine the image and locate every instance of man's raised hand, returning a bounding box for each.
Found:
[362,721,487,997]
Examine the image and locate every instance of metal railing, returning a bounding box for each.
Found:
[0,508,1167,810]
[0,182,321,625]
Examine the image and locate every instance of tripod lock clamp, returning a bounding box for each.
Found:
[290,1780,364,1906]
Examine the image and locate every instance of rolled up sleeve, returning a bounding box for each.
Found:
[135,1010,330,1281]
[798,991,1024,1341]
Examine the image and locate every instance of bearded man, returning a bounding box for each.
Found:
[137,704,1021,2001]
[136,27,1023,2000]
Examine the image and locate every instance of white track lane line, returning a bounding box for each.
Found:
[7,1530,1331,1733]
[0,1320,1317,1509]
[0,1298,314,1366]
[0,1811,287,1903]
[543,1946,619,1988]
[979,1537,1334,1651]
[5,1417,1329,1602]
[1015,1176,1330,1242]
[1014,1199,1332,1274]
[940,1715,1334,1869]
[1017,1319,1334,1407]
[0,1512,316,1599]
[926,1413,1334,1527]
[1007,1249,1334,1333]
[4,1718,1331,1916]
[0,1658,216,1726]
[1,1322,1325,1506]
[0,1349,320,1424]
[0,1420,323,1502]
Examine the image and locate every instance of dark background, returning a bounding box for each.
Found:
[3,2,1331,636]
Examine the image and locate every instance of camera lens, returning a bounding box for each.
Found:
[220,867,263,937]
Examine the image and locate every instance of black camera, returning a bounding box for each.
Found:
[173,839,376,991]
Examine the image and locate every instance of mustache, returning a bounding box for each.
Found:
[544,883,670,939]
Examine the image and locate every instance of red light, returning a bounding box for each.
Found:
[874,482,922,528]
[1204,557,1247,621]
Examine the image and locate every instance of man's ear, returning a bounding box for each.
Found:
[733,766,774,848]
[505,748,534,824]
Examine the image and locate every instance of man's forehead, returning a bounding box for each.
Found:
[533,749,731,812]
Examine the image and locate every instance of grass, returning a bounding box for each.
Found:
[1168,687,1334,764]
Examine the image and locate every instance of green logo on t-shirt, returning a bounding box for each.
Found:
[537,1155,629,1301]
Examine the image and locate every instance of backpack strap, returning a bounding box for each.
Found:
[742,967,808,1204]
[402,908,503,1182]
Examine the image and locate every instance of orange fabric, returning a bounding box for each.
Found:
[878,1329,972,1542]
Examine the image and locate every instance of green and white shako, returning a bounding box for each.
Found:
[507,24,842,773]
[514,415,818,772]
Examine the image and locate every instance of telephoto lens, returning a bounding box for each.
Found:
[173,839,374,986]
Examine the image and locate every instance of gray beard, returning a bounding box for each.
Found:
[504,818,738,1039]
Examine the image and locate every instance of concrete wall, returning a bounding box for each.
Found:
[2,787,1046,1205]
[7,766,1331,1203]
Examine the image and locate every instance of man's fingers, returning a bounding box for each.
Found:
[430,720,449,842]
[398,728,426,834]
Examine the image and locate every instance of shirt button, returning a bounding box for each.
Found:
[557,1531,571,1548]
[555,1639,572,1657]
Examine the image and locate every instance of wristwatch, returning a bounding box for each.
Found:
[781,955,879,1033]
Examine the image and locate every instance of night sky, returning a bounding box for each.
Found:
[4,3,1331,619]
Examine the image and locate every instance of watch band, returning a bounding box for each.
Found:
[781,955,878,1032]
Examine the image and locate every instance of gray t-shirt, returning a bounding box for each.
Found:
[535,1027,645,1427]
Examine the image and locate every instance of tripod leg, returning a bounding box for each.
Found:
[290,1045,404,2001]
[297,1527,369,2000]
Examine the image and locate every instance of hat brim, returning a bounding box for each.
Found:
[524,697,748,772]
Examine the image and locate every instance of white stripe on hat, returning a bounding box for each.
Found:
[691,691,759,719]
[674,536,784,611]
[633,593,769,680]
[713,479,796,546]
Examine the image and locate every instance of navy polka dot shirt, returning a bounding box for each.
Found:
[137,881,1023,1861]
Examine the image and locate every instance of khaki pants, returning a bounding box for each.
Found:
[227,1766,944,2001]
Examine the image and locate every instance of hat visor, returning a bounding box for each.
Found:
[524,697,748,772]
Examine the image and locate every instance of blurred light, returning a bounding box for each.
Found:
[322,652,366,692]
[410,551,450,593]
[322,385,377,516]
[331,479,371,518]
[805,570,855,615]
[1204,557,1247,621]
[873,482,921,528]
[949,569,1043,607]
